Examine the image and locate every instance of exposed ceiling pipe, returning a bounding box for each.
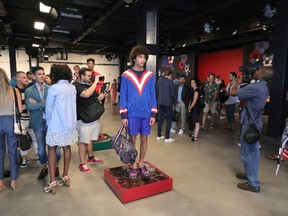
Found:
[73,0,123,44]
[161,0,242,31]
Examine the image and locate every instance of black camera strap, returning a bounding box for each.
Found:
[245,102,265,126]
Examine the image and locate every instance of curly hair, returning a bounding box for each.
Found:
[50,64,72,84]
[129,45,149,66]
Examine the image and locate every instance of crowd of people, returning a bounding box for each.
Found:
[0,44,277,195]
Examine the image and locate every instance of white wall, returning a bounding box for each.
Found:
[1,49,120,84]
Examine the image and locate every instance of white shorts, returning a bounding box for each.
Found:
[77,119,100,144]
[203,101,217,114]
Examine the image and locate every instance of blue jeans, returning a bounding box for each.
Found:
[34,120,61,165]
[157,105,173,139]
[0,115,19,180]
[240,124,260,187]
[225,103,236,124]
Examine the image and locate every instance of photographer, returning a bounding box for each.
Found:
[74,67,110,174]
[231,66,273,193]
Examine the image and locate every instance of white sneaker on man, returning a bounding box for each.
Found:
[170,128,176,133]
[165,138,175,143]
[178,129,184,135]
[157,136,165,141]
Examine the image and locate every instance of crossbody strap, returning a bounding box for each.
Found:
[246,102,266,125]
[12,88,23,132]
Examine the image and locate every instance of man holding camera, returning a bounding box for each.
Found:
[231,66,273,193]
[74,68,109,174]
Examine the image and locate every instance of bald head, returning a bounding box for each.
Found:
[16,71,28,87]
[261,66,274,80]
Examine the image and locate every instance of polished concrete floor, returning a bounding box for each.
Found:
[1,102,288,216]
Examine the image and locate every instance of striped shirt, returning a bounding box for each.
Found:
[15,86,30,121]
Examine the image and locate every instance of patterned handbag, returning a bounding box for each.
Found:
[111,125,138,164]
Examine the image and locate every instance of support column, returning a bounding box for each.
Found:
[136,2,159,78]
[267,0,288,137]
[8,36,17,77]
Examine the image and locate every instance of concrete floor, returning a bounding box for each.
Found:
[1,102,288,216]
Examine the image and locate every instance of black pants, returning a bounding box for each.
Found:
[157,105,173,139]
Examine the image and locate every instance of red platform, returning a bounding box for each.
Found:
[104,162,173,203]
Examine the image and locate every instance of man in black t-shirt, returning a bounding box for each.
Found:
[74,67,110,174]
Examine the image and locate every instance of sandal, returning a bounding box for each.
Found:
[191,137,198,142]
[0,183,6,191]
[128,168,138,179]
[139,166,150,177]
[11,181,19,191]
[57,176,70,187]
[44,181,57,195]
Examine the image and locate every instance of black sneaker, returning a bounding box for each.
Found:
[236,173,248,180]
[237,182,260,193]
[38,167,48,180]
[20,159,28,168]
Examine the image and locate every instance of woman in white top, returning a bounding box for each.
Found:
[44,64,77,194]
[0,68,23,191]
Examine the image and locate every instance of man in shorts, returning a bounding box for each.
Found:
[74,67,110,174]
[201,73,220,129]
[120,45,157,179]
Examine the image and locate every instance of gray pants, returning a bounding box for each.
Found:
[172,101,187,130]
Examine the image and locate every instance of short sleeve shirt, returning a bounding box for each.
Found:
[204,82,220,103]
[74,82,99,120]
[236,80,268,130]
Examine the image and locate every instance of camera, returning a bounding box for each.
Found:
[91,75,104,83]
[239,62,263,84]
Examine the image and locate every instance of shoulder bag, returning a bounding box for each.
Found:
[111,125,138,164]
[243,106,263,145]
[12,88,32,151]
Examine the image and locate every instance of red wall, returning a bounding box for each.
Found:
[197,48,243,85]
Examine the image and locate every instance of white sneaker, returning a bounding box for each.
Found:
[157,136,165,141]
[170,128,176,133]
[165,138,175,143]
[178,129,184,134]
[220,116,226,120]
[237,143,241,147]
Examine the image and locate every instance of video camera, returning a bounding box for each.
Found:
[91,74,104,83]
[239,62,263,85]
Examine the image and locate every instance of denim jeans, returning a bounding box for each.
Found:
[0,115,19,180]
[240,124,260,187]
[34,120,61,165]
[157,105,173,139]
[225,103,236,123]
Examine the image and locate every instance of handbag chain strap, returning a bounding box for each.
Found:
[12,88,23,133]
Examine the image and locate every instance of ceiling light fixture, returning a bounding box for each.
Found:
[232,30,237,35]
[34,21,45,30]
[262,25,267,31]
[216,27,220,31]
[39,2,51,13]
[203,22,213,33]
[32,44,40,47]
[182,44,186,47]
[264,3,277,18]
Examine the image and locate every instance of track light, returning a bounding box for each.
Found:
[264,3,276,18]
[39,2,51,13]
[262,25,267,31]
[203,22,213,33]
[34,21,45,30]
[232,30,237,35]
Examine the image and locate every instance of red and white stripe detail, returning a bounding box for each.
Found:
[122,70,153,96]
[151,107,158,113]
[119,108,127,114]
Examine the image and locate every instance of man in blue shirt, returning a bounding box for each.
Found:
[231,66,274,193]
